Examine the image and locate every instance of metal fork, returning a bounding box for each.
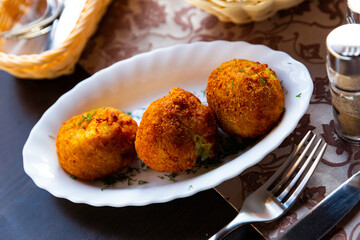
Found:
[210,131,327,240]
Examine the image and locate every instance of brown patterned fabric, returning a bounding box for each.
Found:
[79,0,360,239]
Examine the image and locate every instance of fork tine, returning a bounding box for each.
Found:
[276,137,323,201]
[266,131,312,191]
[209,131,326,240]
[283,142,327,208]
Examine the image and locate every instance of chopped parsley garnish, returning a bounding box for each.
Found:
[188,185,193,190]
[238,68,245,72]
[164,172,177,182]
[201,89,206,96]
[99,167,143,190]
[82,111,96,122]
[125,111,132,117]
[138,180,148,185]
[296,93,302,98]
[102,175,119,186]
[48,135,55,139]
[139,159,147,169]
[70,175,77,180]
[260,76,267,83]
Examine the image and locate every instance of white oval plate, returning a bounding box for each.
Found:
[23,41,313,207]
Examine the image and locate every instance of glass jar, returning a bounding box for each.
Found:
[326,24,360,142]
[347,0,360,23]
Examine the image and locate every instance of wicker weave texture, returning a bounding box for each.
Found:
[0,0,112,79]
[186,0,304,24]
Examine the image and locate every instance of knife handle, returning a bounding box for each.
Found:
[278,171,360,240]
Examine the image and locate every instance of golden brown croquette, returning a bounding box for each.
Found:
[206,59,284,138]
[135,88,218,172]
[56,107,138,180]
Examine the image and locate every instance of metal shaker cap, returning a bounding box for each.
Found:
[327,24,360,76]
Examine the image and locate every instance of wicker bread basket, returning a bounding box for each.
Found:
[0,0,112,79]
[186,0,305,24]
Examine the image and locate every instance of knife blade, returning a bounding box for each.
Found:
[278,171,360,240]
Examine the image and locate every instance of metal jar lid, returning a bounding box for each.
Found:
[326,24,360,90]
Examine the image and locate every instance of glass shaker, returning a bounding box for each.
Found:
[347,0,360,23]
[326,24,360,142]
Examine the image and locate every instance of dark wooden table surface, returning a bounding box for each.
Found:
[1,1,348,239]
[0,66,264,240]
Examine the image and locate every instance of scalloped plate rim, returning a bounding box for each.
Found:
[23,40,313,207]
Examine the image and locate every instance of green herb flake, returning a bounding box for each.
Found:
[102,175,118,186]
[138,180,148,185]
[201,89,206,96]
[99,167,144,190]
[296,93,302,98]
[213,74,217,78]
[127,178,134,186]
[48,135,55,139]
[188,185,193,191]
[82,110,96,122]
[238,68,245,72]
[232,78,235,89]
[139,159,147,169]
[260,76,267,83]
[70,175,77,180]
[164,172,177,182]
[157,176,165,180]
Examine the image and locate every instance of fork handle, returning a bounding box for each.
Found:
[209,212,254,240]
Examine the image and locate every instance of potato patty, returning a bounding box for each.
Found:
[206,59,284,138]
[135,88,218,172]
[56,107,138,180]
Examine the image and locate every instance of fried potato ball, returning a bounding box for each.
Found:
[56,107,138,180]
[206,59,284,138]
[135,88,218,172]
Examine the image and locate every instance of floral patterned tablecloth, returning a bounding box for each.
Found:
[79,0,360,239]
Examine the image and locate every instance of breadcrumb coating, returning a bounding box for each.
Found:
[206,59,284,138]
[56,107,138,180]
[135,88,218,172]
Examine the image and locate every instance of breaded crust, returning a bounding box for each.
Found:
[56,107,138,180]
[135,88,218,172]
[206,59,284,138]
